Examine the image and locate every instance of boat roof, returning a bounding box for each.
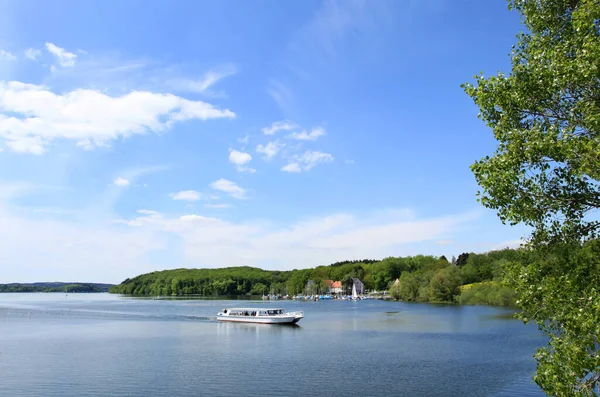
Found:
[223,308,283,311]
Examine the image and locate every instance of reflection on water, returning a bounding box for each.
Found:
[0,293,545,397]
[216,321,302,336]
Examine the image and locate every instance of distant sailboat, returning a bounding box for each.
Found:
[351,282,359,300]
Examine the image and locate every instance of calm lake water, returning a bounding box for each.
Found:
[0,293,546,397]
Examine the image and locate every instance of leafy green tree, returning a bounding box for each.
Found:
[389,282,401,300]
[463,0,600,394]
[397,271,420,301]
[463,0,599,245]
[250,282,267,296]
[428,266,462,302]
[455,253,470,267]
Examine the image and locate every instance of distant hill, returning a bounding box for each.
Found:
[0,282,115,293]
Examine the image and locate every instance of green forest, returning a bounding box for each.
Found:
[109,247,526,306]
[0,283,104,293]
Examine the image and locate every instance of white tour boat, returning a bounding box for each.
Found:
[216,308,304,324]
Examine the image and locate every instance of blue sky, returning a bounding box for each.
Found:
[0,0,529,283]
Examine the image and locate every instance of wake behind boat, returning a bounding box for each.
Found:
[217,308,303,324]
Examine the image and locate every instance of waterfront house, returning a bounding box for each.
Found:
[325,280,343,294]
[348,278,365,295]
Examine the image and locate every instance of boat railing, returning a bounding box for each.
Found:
[286,310,304,317]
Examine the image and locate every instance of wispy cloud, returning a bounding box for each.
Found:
[267,0,394,110]
[287,127,325,141]
[266,79,294,113]
[113,177,130,186]
[166,64,236,94]
[210,178,246,199]
[281,163,301,173]
[24,48,41,60]
[262,120,298,136]
[288,0,393,68]
[282,150,334,173]
[204,203,231,209]
[0,182,491,282]
[256,140,283,160]
[137,209,161,216]
[170,190,203,202]
[45,42,77,67]
[0,49,16,61]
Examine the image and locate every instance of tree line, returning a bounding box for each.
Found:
[109,248,522,306]
[0,283,102,293]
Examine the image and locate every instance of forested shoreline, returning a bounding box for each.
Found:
[109,247,524,306]
[0,283,111,293]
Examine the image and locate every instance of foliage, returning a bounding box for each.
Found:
[109,251,521,306]
[456,253,470,266]
[463,0,600,394]
[0,283,103,293]
[397,271,420,301]
[428,265,462,302]
[463,0,600,246]
[458,282,516,307]
[505,240,600,396]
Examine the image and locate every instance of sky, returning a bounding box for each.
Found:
[0,0,530,283]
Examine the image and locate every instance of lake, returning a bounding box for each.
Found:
[0,293,546,396]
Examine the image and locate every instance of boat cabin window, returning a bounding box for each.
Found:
[265,309,284,315]
[226,309,260,316]
[226,309,284,316]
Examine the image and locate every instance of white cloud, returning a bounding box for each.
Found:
[489,239,524,251]
[4,136,45,154]
[45,42,77,67]
[204,203,231,209]
[115,208,479,275]
[228,149,252,165]
[262,120,297,135]
[24,48,41,61]
[266,80,294,113]
[281,163,301,173]
[0,182,494,283]
[237,135,249,145]
[287,127,325,141]
[167,64,237,94]
[114,177,130,186]
[256,140,283,160]
[0,81,235,154]
[301,151,334,169]
[229,149,255,173]
[170,190,203,201]
[180,214,220,222]
[210,178,246,199]
[435,239,454,246]
[137,209,161,216]
[0,50,16,61]
[283,150,334,172]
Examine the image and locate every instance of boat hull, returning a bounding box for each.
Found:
[217,316,301,324]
